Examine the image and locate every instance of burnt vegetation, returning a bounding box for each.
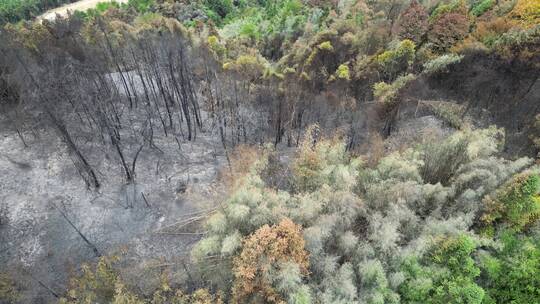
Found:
[0,0,539,303]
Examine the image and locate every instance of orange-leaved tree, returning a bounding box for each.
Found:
[232,218,309,303]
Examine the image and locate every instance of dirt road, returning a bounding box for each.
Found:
[38,0,128,21]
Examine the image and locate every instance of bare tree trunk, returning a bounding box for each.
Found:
[51,202,101,257]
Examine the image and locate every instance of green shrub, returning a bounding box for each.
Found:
[239,21,260,40]
[400,235,485,304]
[95,1,120,13]
[480,232,540,304]
[423,54,464,74]
[482,172,540,231]
[127,0,154,13]
[376,39,416,80]
[335,63,350,80]
[215,0,305,44]
[204,0,234,20]
[430,0,467,21]
[373,73,416,103]
[470,0,495,17]
[317,40,334,52]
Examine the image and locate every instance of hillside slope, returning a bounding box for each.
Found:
[0,0,539,303]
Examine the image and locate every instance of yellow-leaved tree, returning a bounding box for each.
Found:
[510,0,540,28]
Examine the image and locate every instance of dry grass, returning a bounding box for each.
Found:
[219,144,262,192]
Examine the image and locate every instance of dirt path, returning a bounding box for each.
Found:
[38,0,128,21]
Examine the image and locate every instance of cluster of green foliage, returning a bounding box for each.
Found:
[373,73,416,103]
[180,0,539,101]
[470,0,495,17]
[214,0,305,29]
[81,1,121,19]
[480,231,540,303]
[376,39,415,80]
[400,235,484,304]
[422,54,464,74]
[127,0,154,13]
[203,0,235,21]
[187,126,540,303]
[215,0,307,52]
[6,0,536,100]
[481,172,540,233]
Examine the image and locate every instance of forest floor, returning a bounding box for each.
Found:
[37,0,129,21]
[0,106,227,301]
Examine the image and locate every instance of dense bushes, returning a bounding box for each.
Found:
[204,0,234,19]
[189,126,539,302]
[186,0,540,102]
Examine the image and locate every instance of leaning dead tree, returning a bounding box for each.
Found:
[50,200,101,258]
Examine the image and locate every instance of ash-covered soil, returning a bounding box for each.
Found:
[0,112,227,302]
